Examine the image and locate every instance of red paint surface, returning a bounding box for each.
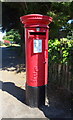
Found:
[20,14,52,87]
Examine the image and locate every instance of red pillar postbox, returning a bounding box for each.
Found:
[20,14,52,107]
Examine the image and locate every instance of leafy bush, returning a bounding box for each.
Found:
[3,29,21,44]
[4,42,10,46]
[49,38,73,65]
[67,30,73,40]
[0,41,3,46]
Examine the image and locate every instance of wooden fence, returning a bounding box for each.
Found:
[49,63,73,93]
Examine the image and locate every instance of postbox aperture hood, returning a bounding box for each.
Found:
[20,14,53,27]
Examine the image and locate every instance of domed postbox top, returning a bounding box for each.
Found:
[20,14,53,27]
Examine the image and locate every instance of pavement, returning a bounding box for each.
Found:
[0,46,73,119]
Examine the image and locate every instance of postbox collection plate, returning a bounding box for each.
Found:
[33,39,42,53]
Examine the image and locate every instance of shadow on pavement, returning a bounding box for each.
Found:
[0,80,25,104]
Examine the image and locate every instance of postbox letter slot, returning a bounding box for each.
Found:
[30,32,46,35]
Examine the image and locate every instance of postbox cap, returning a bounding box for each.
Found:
[20,14,53,27]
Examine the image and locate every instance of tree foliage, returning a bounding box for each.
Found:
[3,29,21,44]
[2,2,73,40]
[47,2,73,39]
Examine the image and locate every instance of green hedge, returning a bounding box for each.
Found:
[49,38,73,65]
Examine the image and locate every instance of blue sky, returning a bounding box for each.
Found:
[67,19,73,24]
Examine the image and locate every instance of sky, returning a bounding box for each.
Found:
[67,19,73,24]
[0,30,6,41]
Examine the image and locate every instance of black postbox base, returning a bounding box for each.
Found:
[25,84,47,108]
